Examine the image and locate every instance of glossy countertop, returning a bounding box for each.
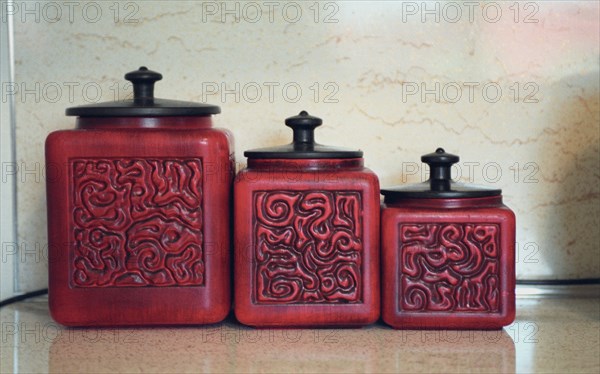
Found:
[1,291,598,373]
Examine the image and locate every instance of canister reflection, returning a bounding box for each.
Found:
[49,319,515,373]
[379,328,515,373]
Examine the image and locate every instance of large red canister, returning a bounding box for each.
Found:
[45,67,233,326]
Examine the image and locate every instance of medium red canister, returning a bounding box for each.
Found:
[381,148,516,329]
[45,67,233,326]
[234,111,380,327]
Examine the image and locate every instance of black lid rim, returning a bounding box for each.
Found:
[381,189,502,200]
[66,106,221,117]
[244,150,364,159]
[381,180,502,199]
[66,98,221,116]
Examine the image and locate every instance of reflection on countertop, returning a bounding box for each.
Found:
[1,295,598,373]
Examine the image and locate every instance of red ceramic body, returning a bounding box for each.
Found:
[234,158,380,327]
[381,196,516,329]
[45,116,233,326]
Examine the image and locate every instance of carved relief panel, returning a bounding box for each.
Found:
[398,223,501,312]
[70,158,204,287]
[253,191,363,304]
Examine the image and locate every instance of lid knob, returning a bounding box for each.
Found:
[124,66,162,103]
[285,111,322,146]
[421,148,460,192]
[380,148,501,200]
[243,111,362,159]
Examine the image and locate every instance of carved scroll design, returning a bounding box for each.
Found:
[399,223,500,312]
[70,158,204,287]
[254,191,363,304]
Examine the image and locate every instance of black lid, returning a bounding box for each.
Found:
[244,111,363,159]
[381,148,501,201]
[66,67,220,117]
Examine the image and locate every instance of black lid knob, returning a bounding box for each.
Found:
[381,147,501,200]
[285,110,322,145]
[124,66,162,103]
[421,148,459,192]
[66,66,220,117]
[243,111,362,159]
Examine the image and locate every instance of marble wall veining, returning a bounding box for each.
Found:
[7,1,599,292]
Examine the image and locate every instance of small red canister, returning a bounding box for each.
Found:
[234,111,380,327]
[381,148,515,329]
[46,67,233,326]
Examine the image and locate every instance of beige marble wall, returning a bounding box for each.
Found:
[9,1,599,291]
